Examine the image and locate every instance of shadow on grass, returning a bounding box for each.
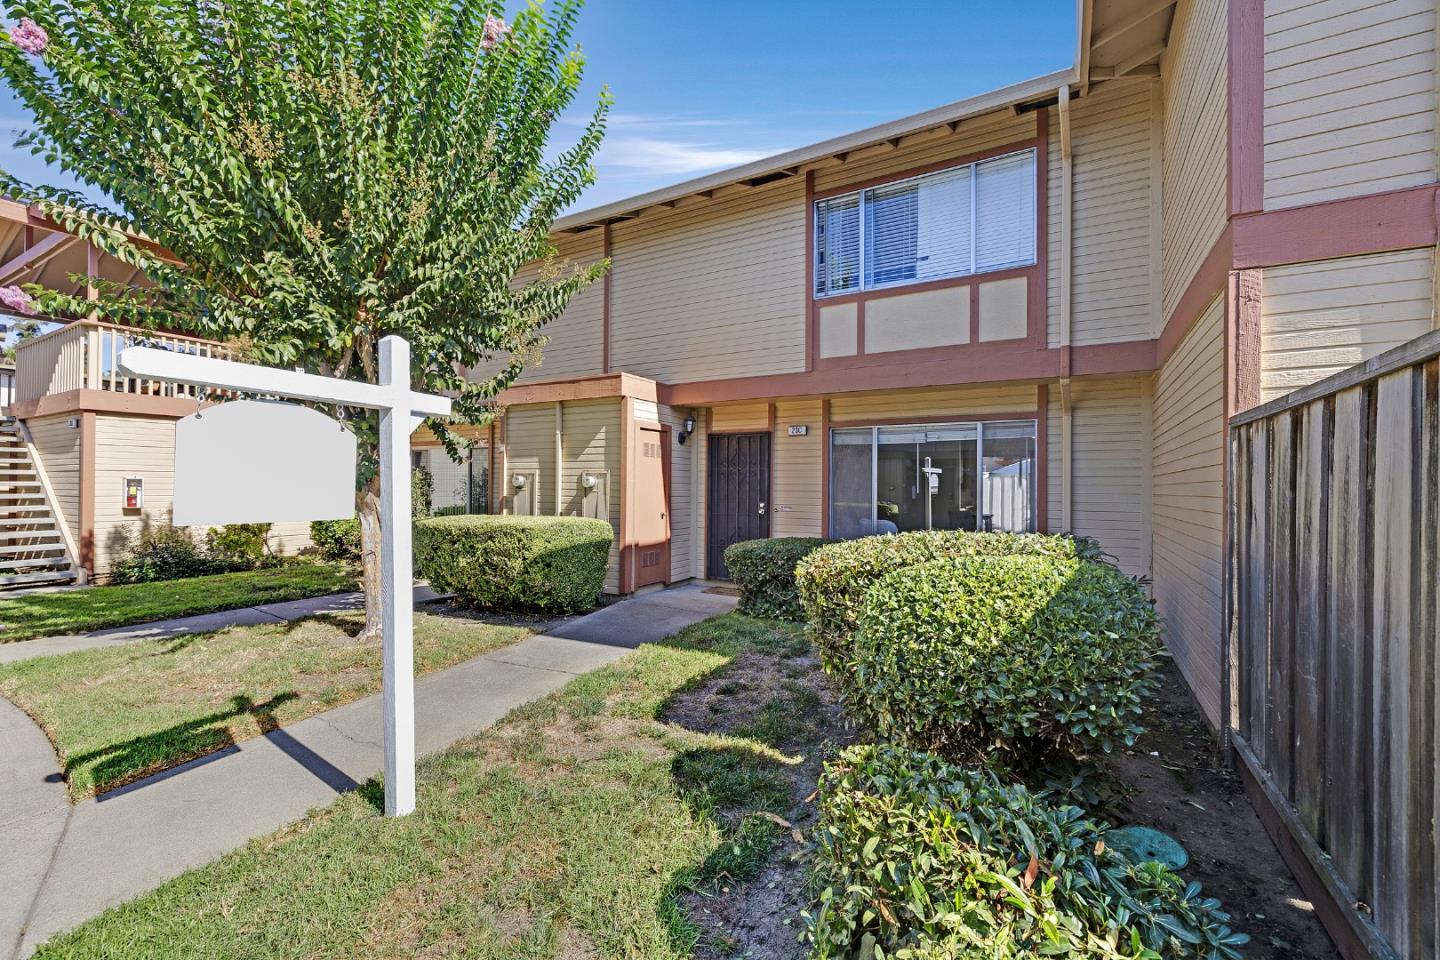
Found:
[642,616,827,955]
[79,691,361,800]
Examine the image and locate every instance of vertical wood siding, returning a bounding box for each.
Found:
[1070,84,1159,346]
[1263,0,1438,209]
[1230,332,1440,960]
[609,181,808,384]
[502,405,557,516]
[1261,247,1437,401]
[771,398,823,538]
[1151,297,1226,725]
[1161,0,1229,321]
[1068,377,1154,576]
[558,398,621,594]
[658,403,695,582]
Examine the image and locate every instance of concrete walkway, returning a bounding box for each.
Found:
[2,583,734,959]
[0,585,446,665]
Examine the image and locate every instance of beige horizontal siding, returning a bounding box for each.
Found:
[92,415,177,576]
[1161,0,1229,320]
[1264,0,1437,208]
[1150,296,1226,726]
[771,399,823,538]
[710,401,770,433]
[26,414,81,551]
[469,231,607,385]
[609,181,807,383]
[829,383,1037,423]
[1261,248,1437,400]
[1068,377,1153,576]
[1070,83,1159,346]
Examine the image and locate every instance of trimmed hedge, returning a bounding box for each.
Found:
[805,744,1246,960]
[794,529,1104,672]
[853,555,1160,767]
[415,515,613,613]
[724,537,835,620]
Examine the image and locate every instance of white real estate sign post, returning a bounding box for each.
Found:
[118,336,451,817]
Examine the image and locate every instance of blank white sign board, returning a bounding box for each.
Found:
[173,400,357,526]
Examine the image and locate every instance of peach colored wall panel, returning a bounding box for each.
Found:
[864,287,970,353]
[817,302,858,358]
[977,277,1027,342]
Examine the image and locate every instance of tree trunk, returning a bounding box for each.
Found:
[357,476,384,643]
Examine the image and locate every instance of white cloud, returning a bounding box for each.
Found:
[597,136,773,175]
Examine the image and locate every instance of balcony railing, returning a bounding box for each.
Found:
[13,319,234,404]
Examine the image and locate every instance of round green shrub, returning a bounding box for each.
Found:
[805,744,1246,960]
[108,525,252,584]
[723,537,835,621]
[415,514,614,613]
[309,518,361,563]
[794,529,1105,672]
[852,555,1160,767]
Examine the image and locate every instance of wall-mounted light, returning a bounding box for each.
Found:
[678,411,698,445]
[512,473,527,490]
[580,473,599,490]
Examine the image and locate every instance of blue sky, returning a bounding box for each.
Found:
[0,0,1076,216]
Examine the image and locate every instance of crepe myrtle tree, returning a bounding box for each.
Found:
[0,0,609,638]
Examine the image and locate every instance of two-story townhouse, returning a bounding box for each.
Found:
[422,0,1439,744]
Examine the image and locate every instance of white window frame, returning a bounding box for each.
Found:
[813,147,1037,299]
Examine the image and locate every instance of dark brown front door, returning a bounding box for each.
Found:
[707,432,771,579]
[634,425,671,589]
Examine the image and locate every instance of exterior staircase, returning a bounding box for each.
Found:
[0,417,79,589]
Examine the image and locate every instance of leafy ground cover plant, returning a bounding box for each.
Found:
[415,515,613,613]
[805,743,1247,960]
[723,537,835,621]
[794,530,1105,673]
[851,555,1161,768]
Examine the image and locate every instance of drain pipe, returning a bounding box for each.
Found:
[1058,83,1074,532]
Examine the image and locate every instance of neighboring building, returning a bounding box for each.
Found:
[4,0,1438,734]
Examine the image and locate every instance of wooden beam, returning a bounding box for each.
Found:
[0,232,74,286]
[1114,42,1167,77]
[1090,64,1161,80]
[1093,0,1177,48]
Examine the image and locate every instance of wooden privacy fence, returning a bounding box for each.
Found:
[1227,329,1440,960]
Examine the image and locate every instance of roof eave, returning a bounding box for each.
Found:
[553,67,1076,232]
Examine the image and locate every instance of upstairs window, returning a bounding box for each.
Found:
[814,147,1036,298]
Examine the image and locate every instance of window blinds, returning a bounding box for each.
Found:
[814,147,1035,298]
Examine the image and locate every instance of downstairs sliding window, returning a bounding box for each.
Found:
[828,420,1037,537]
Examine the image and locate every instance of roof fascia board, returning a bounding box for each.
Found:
[554,67,1076,231]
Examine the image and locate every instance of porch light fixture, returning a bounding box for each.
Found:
[512,473,527,490]
[678,412,697,445]
[580,473,599,490]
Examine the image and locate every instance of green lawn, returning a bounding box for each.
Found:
[0,611,532,798]
[0,564,358,643]
[31,614,832,959]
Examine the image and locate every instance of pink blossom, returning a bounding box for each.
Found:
[8,18,47,55]
[0,285,36,316]
[481,15,508,50]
